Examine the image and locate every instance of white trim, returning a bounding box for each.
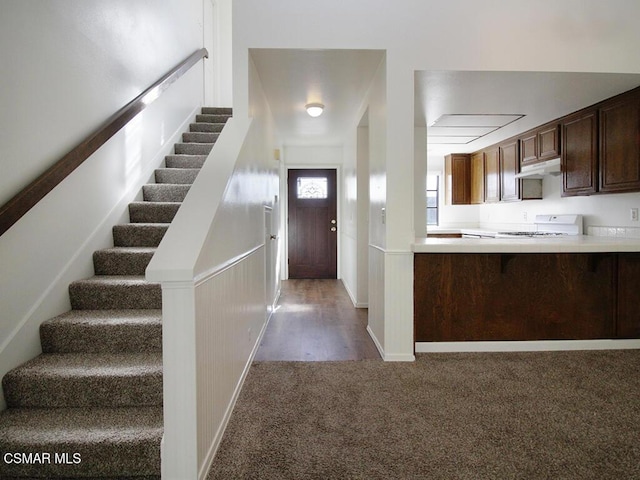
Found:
[342,278,367,308]
[194,244,264,285]
[368,244,412,255]
[384,353,416,362]
[416,339,640,353]
[367,325,384,358]
[198,310,269,480]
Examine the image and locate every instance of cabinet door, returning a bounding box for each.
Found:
[499,140,520,202]
[445,154,470,205]
[617,253,640,338]
[470,151,485,204]
[600,94,640,193]
[484,147,500,203]
[520,132,538,166]
[562,109,598,196]
[538,124,560,160]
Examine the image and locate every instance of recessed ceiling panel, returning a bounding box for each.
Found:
[428,136,480,144]
[431,114,524,128]
[427,126,497,136]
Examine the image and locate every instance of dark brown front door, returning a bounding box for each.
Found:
[288,169,337,279]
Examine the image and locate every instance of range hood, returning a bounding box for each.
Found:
[515,157,561,179]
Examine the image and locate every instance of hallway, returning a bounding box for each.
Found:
[255,279,381,361]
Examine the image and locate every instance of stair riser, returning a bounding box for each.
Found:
[174,143,213,155]
[69,283,161,310]
[196,113,231,123]
[189,122,225,133]
[182,132,219,143]
[0,444,161,479]
[113,224,168,247]
[164,154,207,169]
[93,251,155,276]
[143,184,190,202]
[0,407,162,478]
[154,168,199,184]
[142,183,191,202]
[41,322,162,354]
[129,203,180,223]
[201,107,232,115]
[3,372,162,408]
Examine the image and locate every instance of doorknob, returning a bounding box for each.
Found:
[330,227,337,232]
[330,219,336,224]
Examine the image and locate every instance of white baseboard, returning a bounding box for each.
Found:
[367,325,384,359]
[416,339,640,353]
[341,279,367,308]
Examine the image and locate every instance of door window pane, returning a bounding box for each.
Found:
[297,177,328,199]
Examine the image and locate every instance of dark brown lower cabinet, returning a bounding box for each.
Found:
[617,254,640,338]
[414,253,625,342]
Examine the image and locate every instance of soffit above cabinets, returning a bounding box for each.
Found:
[416,71,640,156]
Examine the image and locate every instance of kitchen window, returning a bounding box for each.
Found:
[426,175,439,226]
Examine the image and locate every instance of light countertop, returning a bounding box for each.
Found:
[413,235,640,253]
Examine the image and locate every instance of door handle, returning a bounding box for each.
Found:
[330,227,337,232]
[330,219,336,224]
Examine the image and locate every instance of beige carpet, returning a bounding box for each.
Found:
[208,350,640,480]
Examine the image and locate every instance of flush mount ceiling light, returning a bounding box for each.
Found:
[305,103,324,117]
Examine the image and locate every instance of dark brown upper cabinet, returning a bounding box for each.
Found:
[470,151,485,204]
[520,122,561,168]
[562,108,598,196]
[444,154,471,205]
[484,147,501,203]
[599,89,640,193]
[499,140,520,202]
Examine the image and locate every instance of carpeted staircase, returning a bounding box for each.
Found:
[0,107,231,479]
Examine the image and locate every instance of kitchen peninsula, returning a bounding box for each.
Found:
[413,235,640,344]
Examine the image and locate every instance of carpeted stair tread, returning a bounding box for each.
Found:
[189,122,225,133]
[201,107,232,115]
[93,247,156,276]
[40,309,162,354]
[112,223,169,247]
[182,131,220,143]
[0,406,162,478]
[143,183,191,202]
[3,352,162,408]
[164,154,207,169]
[69,276,161,310]
[128,201,181,223]
[174,142,214,155]
[154,167,200,184]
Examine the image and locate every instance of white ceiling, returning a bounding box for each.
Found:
[416,70,640,156]
[250,49,384,146]
[250,49,640,153]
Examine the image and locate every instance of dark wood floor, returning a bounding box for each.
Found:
[255,279,381,361]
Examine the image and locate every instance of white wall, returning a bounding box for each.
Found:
[233,0,640,360]
[479,175,640,232]
[0,1,206,408]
